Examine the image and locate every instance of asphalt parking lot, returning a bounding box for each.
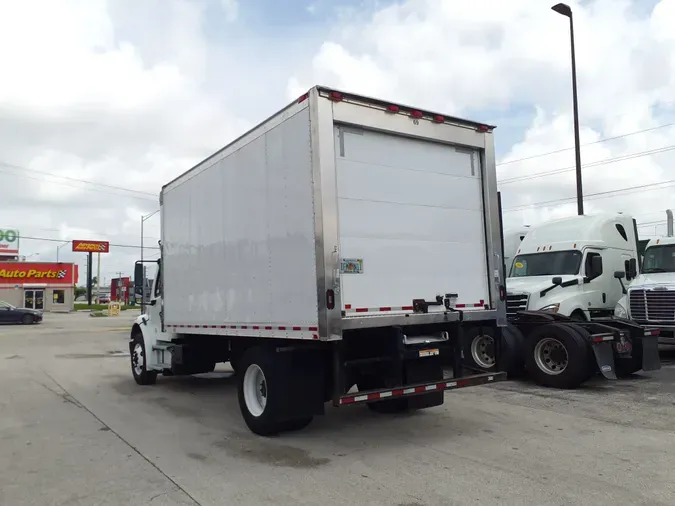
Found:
[1,313,675,506]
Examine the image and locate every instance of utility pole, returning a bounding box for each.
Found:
[96,252,101,304]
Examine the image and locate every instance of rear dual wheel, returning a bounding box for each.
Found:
[463,324,525,376]
[237,346,313,436]
[525,323,591,389]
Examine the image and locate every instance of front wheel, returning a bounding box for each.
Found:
[21,314,33,325]
[525,323,590,389]
[131,332,157,385]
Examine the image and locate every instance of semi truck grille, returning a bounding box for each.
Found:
[629,289,675,323]
[506,293,529,317]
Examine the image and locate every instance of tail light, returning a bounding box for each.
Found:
[326,289,335,309]
[499,285,506,301]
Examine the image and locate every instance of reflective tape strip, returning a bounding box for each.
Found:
[165,324,320,340]
[344,300,485,313]
[338,374,497,405]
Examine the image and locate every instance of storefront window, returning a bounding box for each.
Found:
[53,290,65,304]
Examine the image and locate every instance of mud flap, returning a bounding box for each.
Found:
[640,336,661,372]
[591,341,617,380]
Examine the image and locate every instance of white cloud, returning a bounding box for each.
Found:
[290,0,675,234]
[220,0,238,22]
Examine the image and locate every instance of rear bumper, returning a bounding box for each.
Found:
[337,370,506,406]
[341,308,503,330]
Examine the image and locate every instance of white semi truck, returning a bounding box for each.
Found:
[463,212,661,385]
[502,225,531,274]
[615,210,675,345]
[129,86,511,435]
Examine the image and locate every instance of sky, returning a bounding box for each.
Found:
[0,0,674,286]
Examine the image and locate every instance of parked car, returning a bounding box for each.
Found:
[0,301,43,324]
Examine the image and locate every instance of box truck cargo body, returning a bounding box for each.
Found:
[130,86,508,435]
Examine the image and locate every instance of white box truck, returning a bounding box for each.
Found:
[129,86,511,435]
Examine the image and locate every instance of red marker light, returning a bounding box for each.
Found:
[411,110,423,118]
[387,104,400,113]
[297,93,309,103]
[433,115,445,123]
[477,124,490,132]
[328,91,343,101]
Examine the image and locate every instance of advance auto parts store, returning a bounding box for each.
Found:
[0,262,79,311]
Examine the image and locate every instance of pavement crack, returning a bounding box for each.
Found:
[39,369,204,506]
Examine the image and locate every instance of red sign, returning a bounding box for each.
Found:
[0,262,78,285]
[72,240,110,253]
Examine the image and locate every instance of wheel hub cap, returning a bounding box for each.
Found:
[471,335,496,368]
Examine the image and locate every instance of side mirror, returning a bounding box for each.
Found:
[614,270,626,279]
[134,262,144,290]
[589,255,603,278]
[552,276,563,286]
[628,258,637,279]
[150,299,157,306]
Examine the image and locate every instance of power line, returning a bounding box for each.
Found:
[0,161,158,201]
[499,144,675,185]
[503,179,675,213]
[18,235,160,250]
[497,121,675,167]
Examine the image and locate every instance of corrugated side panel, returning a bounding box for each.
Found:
[162,107,319,327]
[336,126,490,313]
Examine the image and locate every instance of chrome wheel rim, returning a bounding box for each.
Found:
[243,364,267,417]
[533,337,568,375]
[470,334,495,368]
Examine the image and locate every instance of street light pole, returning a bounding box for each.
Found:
[56,241,69,262]
[552,2,583,216]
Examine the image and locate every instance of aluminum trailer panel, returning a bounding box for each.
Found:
[162,104,319,331]
[161,86,505,340]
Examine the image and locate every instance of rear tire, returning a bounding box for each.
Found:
[463,325,525,376]
[525,323,590,389]
[237,346,313,436]
[131,332,157,386]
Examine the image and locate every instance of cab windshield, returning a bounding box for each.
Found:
[510,250,582,278]
[642,245,675,273]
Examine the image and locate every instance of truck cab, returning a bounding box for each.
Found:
[614,235,675,344]
[506,213,640,321]
[503,225,531,274]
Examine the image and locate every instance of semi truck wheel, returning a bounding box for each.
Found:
[524,323,590,389]
[463,325,525,376]
[237,346,313,436]
[130,331,157,386]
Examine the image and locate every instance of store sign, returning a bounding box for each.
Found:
[72,240,110,253]
[0,262,78,285]
[0,229,19,254]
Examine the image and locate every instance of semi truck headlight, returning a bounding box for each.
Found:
[540,303,560,313]
[614,304,627,318]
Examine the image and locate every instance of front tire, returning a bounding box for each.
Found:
[21,314,33,325]
[525,323,590,389]
[131,332,157,385]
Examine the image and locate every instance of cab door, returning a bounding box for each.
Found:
[581,249,607,311]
